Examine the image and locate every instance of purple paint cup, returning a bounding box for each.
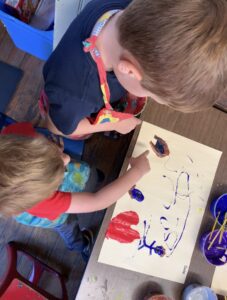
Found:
[210,193,227,225]
[200,230,227,266]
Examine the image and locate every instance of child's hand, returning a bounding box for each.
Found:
[113,117,141,134]
[129,150,151,177]
[68,150,151,213]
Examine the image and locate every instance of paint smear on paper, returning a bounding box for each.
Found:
[160,171,191,257]
[138,220,166,257]
[106,211,140,243]
[150,135,170,157]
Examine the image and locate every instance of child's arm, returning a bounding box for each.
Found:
[65,151,150,213]
[46,115,141,137]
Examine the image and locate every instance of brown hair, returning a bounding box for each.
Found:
[0,135,65,216]
[118,0,227,112]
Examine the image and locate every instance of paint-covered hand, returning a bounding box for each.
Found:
[113,117,141,134]
[130,150,151,177]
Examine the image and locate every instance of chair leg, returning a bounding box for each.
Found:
[29,261,44,285]
[0,242,68,300]
[0,242,17,297]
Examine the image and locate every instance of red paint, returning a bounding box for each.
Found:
[106,211,140,243]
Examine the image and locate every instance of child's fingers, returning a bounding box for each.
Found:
[136,149,150,158]
[130,150,150,164]
[142,149,149,157]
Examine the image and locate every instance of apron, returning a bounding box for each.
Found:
[83,9,134,125]
[39,10,147,130]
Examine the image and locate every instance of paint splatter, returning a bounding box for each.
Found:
[106,211,140,243]
[138,220,165,257]
[150,135,170,157]
[129,187,144,202]
[160,171,191,257]
[162,172,190,209]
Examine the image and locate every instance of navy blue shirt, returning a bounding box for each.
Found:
[43,0,132,135]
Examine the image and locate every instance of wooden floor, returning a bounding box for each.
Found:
[0,23,132,300]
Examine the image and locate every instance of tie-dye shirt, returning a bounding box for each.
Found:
[14,160,90,228]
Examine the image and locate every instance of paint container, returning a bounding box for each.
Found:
[200,230,227,266]
[144,294,172,300]
[182,284,217,300]
[210,193,227,225]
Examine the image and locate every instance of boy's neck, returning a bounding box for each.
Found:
[95,12,123,72]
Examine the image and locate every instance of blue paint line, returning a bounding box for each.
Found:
[138,220,165,257]
[160,171,191,257]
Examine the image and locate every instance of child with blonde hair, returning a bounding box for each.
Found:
[0,122,150,260]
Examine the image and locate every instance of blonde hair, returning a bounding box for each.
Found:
[118,0,227,112]
[0,135,65,216]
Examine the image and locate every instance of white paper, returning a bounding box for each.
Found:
[98,122,222,283]
[211,264,227,296]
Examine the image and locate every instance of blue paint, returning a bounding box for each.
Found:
[160,171,191,257]
[210,193,227,225]
[129,188,144,202]
[163,204,171,210]
[160,217,169,230]
[138,220,165,257]
[200,230,227,266]
[162,172,189,209]
[155,139,165,154]
[154,245,166,256]
[100,118,111,124]
[164,233,171,242]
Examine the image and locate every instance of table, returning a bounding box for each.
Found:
[76,101,227,300]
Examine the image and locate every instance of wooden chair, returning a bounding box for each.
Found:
[0,242,68,300]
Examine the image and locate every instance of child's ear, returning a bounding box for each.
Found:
[117,59,142,81]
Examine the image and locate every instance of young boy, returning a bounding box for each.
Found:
[43,0,227,138]
[0,122,150,260]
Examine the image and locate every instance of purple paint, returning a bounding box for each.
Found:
[164,233,171,242]
[155,139,165,155]
[210,193,227,225]
[200,230,227,266]
[129,188,145,202]
[160,217,169,230]
[138,220,165,257]
[160,172,191,257]
[150,135,170,158]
